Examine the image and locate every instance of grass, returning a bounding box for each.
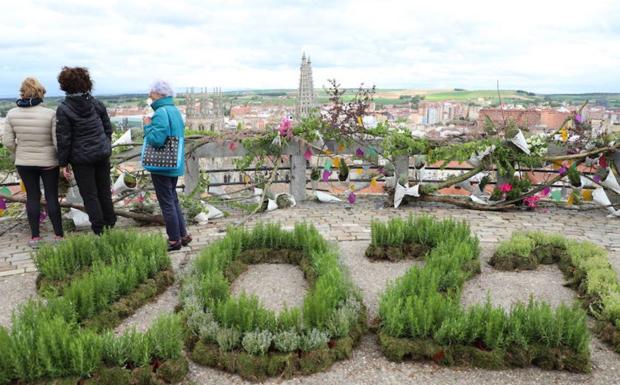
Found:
[182,222,366,379]
[374,216,591,372]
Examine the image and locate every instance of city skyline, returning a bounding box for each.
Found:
[1,0,620,97]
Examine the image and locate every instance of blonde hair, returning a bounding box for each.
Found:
[20,77,46,99]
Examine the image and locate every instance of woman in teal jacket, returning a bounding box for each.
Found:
[143,80,191,251]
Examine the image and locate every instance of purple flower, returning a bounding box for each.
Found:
[355,148,364,157]
[542,186,551,196]
[559,166,568,176]
[322,170,332,182]
[347,192,356,204]
[594,175,601,183]
[574,113,583,123]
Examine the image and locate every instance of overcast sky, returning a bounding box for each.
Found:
[1,0,619,97]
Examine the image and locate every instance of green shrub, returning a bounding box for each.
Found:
[299,329,329,352]
[148,314,184,360]
[242,330,273,355]
[216,327,241,351]
[273,330,301,353]
[375,218,593,372]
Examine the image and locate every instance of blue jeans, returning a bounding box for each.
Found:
[151,174,187,242]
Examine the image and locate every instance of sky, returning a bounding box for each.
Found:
[1,0,619,97]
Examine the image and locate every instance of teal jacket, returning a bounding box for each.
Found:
[143,96,185,177]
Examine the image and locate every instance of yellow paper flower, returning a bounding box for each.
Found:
[582,189,593,201]
[337,144,346,153]
[370,177,378,188]
[355,168,363,175]
[357,116,363,126]
[333,157,341,168]
[567,194,574,205]
[560,127,568,142]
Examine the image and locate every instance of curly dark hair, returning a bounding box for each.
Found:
[57,66,93,94]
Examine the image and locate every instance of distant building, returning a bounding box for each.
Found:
[296,53,316,119]
[185,87,225,131]
[477,108,569,132]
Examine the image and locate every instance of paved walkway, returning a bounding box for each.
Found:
[1,198,619,278]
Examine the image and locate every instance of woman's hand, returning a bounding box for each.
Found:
[62,166,73,181]
[143,116,152,125]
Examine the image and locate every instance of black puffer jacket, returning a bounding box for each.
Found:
[56,94,112,166]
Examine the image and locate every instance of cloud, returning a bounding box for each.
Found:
[0,0,619,96]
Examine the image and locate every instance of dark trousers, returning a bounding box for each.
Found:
[16,166,64,238]
[151,173,187,242]
[72,159,116,235]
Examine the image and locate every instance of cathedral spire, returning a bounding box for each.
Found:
[296,53,315,120]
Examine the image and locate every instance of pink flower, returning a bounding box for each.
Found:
[599,155,608,169]
[499,183,512,193]
[347,191,356,204]
[523,195,540,208]
[542,186,551,196]
[278,117,292,137]
[304,148,313,161]
[228,142,238,152]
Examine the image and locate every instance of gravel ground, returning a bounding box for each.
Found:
[231,264,308,312]
[0,272,37,328]
[338,241,422,321]
[461,244,577,310]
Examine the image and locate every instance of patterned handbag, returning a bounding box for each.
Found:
[141,107,184,172]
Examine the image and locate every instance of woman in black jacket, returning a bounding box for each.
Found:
[56,66,116,235]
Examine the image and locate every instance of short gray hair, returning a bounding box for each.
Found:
[150,80,174,97]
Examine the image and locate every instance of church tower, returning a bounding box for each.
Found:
[296,53,316,119]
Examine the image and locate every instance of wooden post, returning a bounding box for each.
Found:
[394,155,409,183]
[184,155,200,195]
[290,155,307,202]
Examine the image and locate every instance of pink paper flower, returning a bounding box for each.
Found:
[523,195,540,208]
[542,186,551,196]
[499,183,512,193]
[278,117,292,137]
[347,191,356,204]
[228,142,238,152]
[304,148,313,161]
[322,170,332,182]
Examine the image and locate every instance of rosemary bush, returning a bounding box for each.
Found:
[375,217,592,371]
[182,222,364,360]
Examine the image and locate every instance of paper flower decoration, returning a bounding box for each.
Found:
[551,190,562,201]
[324,159,332,171]
[347,191,356,204]
[332,157,341,168]
[228,142,238,152]
[278,117,292,137]
[337,143,346,153]
[582,189,593,201]
[370,177,378,188]
[599,155,608,169]
[594,175,601,183]
[355,148,364,157]
[542,186,551,196]
[0,198,6,210]
[499,183,512,193]
[523,195,540,208]
[558,165,568,176]
[322,170,332,182]
[357,116,363,126]
[304,148,313,161]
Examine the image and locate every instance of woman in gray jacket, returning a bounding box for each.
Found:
[3,77,64,247]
